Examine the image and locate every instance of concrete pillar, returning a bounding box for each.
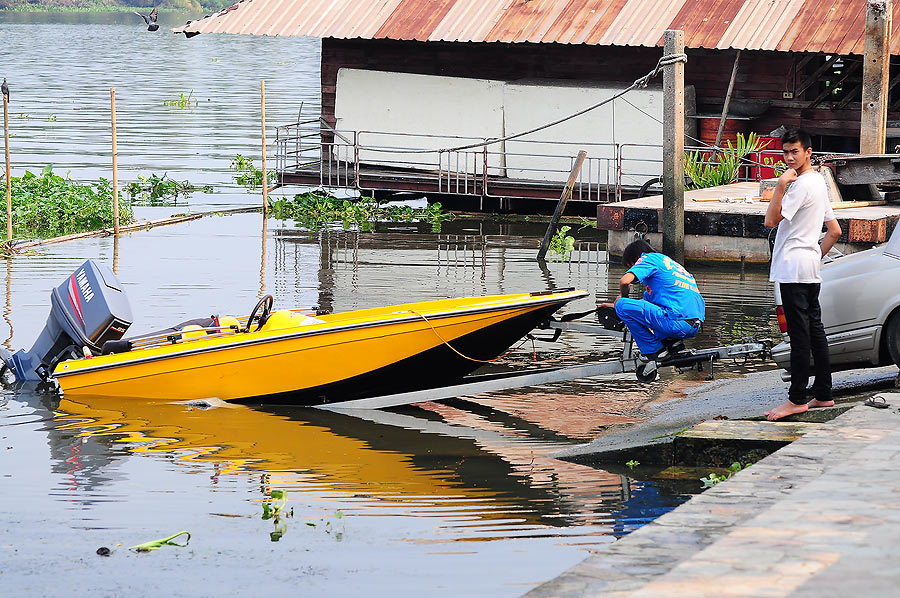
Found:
[861,0,891,155]
[663,30,685,262]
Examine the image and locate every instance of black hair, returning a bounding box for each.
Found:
[622,239,655,267]
[780,127,812,151]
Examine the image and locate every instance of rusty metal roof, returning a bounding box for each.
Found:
[177,0,900,55]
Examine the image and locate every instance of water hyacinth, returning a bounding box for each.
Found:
[1,165,134,238]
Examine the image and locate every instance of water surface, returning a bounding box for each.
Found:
[0,13,780,597]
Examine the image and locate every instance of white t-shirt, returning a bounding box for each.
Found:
[769,170,836,283]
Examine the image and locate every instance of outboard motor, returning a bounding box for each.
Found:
[0,260,133,382]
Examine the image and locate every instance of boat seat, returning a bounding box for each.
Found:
[260,310,325,331]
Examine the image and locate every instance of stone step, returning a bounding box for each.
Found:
[677,419,822,442]
[673,419,823,467]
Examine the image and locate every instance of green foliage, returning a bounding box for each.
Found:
[261,489,292,542]
[268,191,451,232]
[700,461,751,488]
[625,459,640,469]
[684,132,765,189]
[762,156,787,177]
[548,225,575,262]
[47,114,57,122]
[230,154,276,190]
[162,90,198,109]
[125,172,212,205]
[1,165,134,238]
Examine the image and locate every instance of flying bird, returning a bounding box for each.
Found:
[134,7,159,31]
[1,78,8,104]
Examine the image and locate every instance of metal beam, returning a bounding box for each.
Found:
[316,359,640,410]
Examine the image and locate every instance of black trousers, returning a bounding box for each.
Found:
[781,283,832,404]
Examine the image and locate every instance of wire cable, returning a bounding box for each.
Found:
[356,53,688,155]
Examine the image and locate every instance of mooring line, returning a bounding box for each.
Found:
[408,309,536,364]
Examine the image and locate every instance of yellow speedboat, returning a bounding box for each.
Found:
[1,260,587,405]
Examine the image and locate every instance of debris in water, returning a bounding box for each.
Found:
[129,531,191,552]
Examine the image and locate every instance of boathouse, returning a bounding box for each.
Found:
[180,0,900,214]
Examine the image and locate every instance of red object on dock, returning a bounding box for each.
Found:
[752,136,783,180]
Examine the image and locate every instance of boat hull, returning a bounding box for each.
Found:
[53,291,587,405]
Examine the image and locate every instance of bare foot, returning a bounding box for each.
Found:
[808,399,834,408]
[765,400,809,421]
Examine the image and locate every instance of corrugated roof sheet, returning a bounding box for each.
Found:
[177,0,900,55]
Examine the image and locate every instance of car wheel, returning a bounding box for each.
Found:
[886,313,900,368]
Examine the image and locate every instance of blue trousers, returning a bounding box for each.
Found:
[615,298,700,355]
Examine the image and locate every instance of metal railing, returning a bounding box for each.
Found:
[274,120,790,202]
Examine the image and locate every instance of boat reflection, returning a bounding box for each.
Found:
[44,393,667,539]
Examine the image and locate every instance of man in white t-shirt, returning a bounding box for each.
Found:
[764,128,842,421]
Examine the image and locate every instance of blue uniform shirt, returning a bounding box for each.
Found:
[627,253,705,320]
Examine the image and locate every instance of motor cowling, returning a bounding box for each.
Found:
[1,260,133,382]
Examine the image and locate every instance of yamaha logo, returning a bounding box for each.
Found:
[75,269,95,303]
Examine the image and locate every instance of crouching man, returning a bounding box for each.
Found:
[604,239,706,361]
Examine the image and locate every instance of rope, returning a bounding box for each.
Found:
[356,52,688,155]
[619,95,850,172]
[409,309,535,364]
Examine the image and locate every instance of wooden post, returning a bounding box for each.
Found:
[861,0,891,154]
[3,94,10,242]
[663,30,685,263]
[537,150,587,261]
[261,80,268,219]
[715,50,741,148]
[110,88,120,235]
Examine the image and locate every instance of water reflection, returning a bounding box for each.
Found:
[3,258,11,349]
[35,391,687,541]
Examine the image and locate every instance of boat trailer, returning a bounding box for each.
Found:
[320,314,771,411]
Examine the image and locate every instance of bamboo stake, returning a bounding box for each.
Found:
[715,50,741,148]
[260,80,268,219]
[537,150,587,261]
[4,94,11,242]
[110,88,119,235]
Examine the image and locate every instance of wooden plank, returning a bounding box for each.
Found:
[795,54,842,97]
[805,60,861,109]
[663,30,685,263]
[679,420,822,443]
[861,0,892,154]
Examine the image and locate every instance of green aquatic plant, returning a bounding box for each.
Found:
[261,489,293,542]
[162,90,198,109]
[230,154,276,190]
[0,165,134,238]
[268,191,451,232]
[548,225,575,262]
[125,173,213,205]
[128,531,191,552]
[700,461,751,488]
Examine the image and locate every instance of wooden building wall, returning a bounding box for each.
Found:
[321,38,899,152]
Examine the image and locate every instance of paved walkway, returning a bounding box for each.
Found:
[526,397,900,598]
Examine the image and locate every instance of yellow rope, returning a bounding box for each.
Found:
[409,310,534,364]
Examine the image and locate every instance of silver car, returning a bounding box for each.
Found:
[772,225,900,375]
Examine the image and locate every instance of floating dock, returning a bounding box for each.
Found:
[597,181,900,263]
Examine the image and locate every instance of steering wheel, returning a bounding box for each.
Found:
[245,294,274,333]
